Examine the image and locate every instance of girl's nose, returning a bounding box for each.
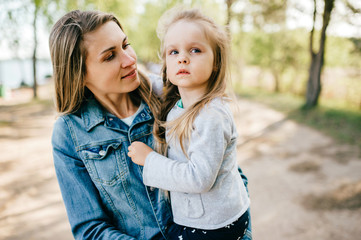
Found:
[178,55,189,64]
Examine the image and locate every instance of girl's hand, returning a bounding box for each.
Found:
[128,141,153,166]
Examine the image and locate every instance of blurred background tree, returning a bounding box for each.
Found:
[0,0,360,110]
[304,0,335,109]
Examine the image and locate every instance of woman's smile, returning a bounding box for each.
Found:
[122,69,137,79]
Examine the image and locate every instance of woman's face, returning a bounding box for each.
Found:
[84,21,139,99]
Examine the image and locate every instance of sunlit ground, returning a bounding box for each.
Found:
[0,82,360,239]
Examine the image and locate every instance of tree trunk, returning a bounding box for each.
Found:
[304,0,335,109]
[32,4,38,99]
[225,0,234,27]
[306,52,322,107]
[272,70,280,93]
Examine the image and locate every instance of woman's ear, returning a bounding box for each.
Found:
[83,77,87,86]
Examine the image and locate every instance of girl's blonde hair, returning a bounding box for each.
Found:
[49,10,160,115]
[154,8,231,155]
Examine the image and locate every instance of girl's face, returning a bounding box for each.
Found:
[84,21,139,100]
[164,20,214,96]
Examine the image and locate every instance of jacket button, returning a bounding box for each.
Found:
[150,187,155,191]
[99,150,106,156]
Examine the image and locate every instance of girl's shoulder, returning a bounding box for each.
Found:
[204,97,232,114]
[196,97,233,123]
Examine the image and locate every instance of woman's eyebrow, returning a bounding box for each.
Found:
[100,46,116,55]
[99,36,128,56]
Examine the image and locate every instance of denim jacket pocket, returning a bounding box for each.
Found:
[80,142,123,185]
[184,193,205,219]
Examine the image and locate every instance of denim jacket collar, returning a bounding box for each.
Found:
[81,97,153,132]
[81,98,106,132]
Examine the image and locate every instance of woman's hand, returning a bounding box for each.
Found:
[128,141,153,166]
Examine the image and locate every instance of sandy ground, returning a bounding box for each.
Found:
[0,84,360,240]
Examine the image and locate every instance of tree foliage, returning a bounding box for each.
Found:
[1,0,60,98]
[1,0,360,108]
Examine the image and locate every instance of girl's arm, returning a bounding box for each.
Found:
[127,141,153,166]
[130,106,233,193]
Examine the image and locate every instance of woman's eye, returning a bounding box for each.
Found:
[191,48,201,53]
[123,43,131,49]
[105,53,115,61]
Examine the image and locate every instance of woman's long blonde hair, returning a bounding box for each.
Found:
[49,10,160,116]
[153,8,231,155]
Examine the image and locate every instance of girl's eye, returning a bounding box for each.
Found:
[105,53,115,62]
[169,50,178,55]
[191,48,201,53]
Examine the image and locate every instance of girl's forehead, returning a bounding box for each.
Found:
[169,19,202,31]
[164,20,214,48]
[166,20,205,39]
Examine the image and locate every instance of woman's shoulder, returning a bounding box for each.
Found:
[53,114,73,132]
[53,105,86,132]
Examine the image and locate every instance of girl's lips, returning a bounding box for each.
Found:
[122,69,136,79]
[177,69,190,75]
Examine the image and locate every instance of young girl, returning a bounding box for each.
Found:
[128,8,250,240]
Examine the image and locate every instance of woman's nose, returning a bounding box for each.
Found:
[121,52,136,68]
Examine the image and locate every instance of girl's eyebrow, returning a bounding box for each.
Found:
[99,36,128,56]
[166,42,205,49]
[165,44,176,49]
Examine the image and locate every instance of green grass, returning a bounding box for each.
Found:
[0,120,12,127]
[236,87,361,150]
[24,98,54,107]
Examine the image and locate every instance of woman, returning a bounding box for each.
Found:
[50,10,170,239]
[49,9,252,240]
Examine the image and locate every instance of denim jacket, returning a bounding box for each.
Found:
[52,97,172,239]
[52,95,252,240]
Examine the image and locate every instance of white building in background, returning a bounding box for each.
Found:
[0,58,52,89]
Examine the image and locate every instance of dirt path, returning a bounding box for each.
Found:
[233,100,361,240]
[0,86,73,240]
[0,85,360,239]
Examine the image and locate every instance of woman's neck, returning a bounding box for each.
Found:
[95,93,138,119]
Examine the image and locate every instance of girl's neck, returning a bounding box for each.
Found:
[178,87,206,109]
[95,93,138,119]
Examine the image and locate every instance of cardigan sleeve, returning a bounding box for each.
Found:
[143,105,235,193]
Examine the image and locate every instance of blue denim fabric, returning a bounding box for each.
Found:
[239,167,252,240]
[52,98,172,239]
[52,97,252,240]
